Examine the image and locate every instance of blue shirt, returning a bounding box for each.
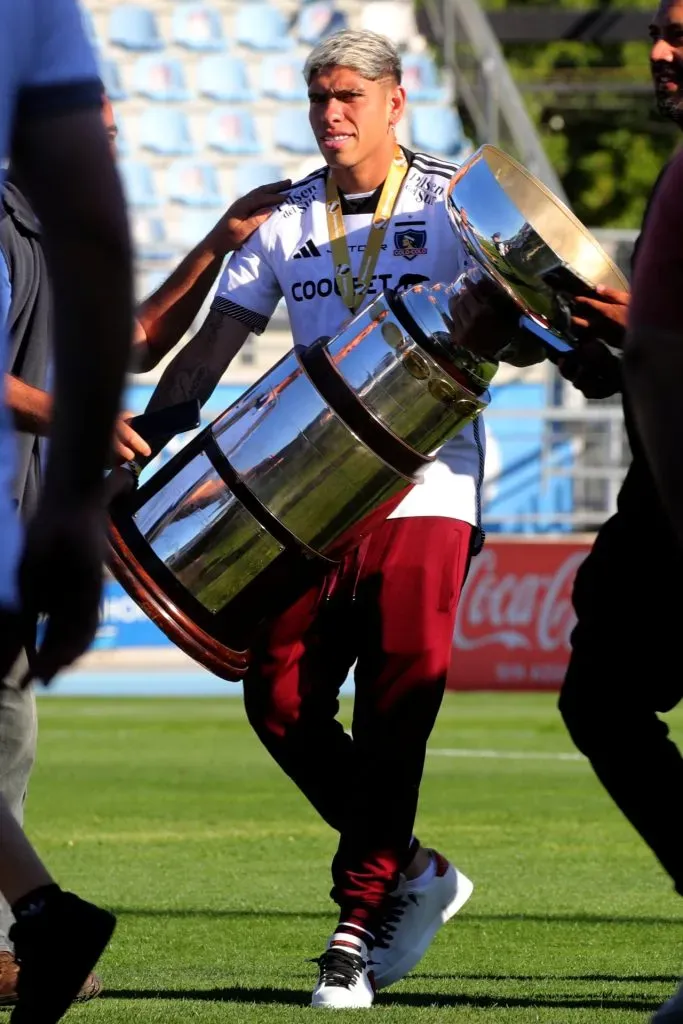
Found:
[0,0,101,610]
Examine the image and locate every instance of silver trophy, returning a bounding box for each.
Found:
[108,145,628,680]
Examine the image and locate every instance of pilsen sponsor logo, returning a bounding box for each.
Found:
[280,182,318,217]
[454,548,585,652]
[403,173,445,207]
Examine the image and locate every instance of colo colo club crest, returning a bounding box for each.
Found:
[393,222,428,261]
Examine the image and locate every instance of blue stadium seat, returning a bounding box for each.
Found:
[261,56,307,101]
[139,107,195,155]
[235,3,292,51]
[234,162,285,195]
[401,54,447,102]
[410,106,467,157]
[166,161,223,206]
[108,4,163,51]
[119,160,160,208]
[133,55,189,101]
[295,1,348,46]
[113,114,131,156]
[80,7,100,49]
[197,55,253,101]
[138,269,168,301]
[171,3,226,51]
[274,108,318,154]
[100,58,127,101]
[206,109,262,155]
[132,216,175,261]
[177,209,222,248]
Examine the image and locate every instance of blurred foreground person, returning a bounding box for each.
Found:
[557,2,683,1020]
[0,88,287,1005]
[0,0,134,1020]
[621,146,683,1024]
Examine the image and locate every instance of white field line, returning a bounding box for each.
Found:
[427,748,585,762]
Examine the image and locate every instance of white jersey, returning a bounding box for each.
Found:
[0,0,100,609]
[213,150,489,527]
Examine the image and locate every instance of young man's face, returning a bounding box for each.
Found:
[308,65,406,175]
[650,0,683,126]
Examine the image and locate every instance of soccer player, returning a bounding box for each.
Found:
[0,0,133,1019]
[140,29,525,1007]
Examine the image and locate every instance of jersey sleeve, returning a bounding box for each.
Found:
[17,0,101,121]
[211,228,283,336]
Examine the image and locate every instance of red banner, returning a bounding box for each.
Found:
[448,537,593,691]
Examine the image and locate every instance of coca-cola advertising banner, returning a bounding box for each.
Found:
[448,538,593,691]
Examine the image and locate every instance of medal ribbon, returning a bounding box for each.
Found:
[325,144,408,313]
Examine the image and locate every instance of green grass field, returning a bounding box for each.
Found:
[26,693,683,1023]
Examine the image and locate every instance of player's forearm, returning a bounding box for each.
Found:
[4,375,52,435]
[140,310,247,460]
[134,229,230,372]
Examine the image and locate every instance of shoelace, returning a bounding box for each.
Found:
[373,892,418,950]
[314,947,366,989]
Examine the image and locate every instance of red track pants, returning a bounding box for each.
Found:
[243,515,473,934]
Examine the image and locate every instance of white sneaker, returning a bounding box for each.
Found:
[652,980,683,1022]
[371,850,474,990]
[311,933,375,1009]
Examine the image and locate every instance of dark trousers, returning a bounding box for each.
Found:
[243,516,473,933]
[559,462,683,894]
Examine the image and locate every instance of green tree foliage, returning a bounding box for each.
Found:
[482,2,680,227]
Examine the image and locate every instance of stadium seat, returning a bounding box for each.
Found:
[234,162,285,195]
[261,56,307,101]
[359,1,419,50]
[206,109,262,155]
[295,1,348,46]
[133,55,189,101]
[119,160,160,208]
[401,53,448,102]
[108,4,163,51]
[100,58,127,101]
[139,107,195,155]
[274,108,318,154]
[176,209,222,248]
[138,269,168,301]
[235,3,292,51]
[197,55,253,102]
[171,3,226,51]
[80,6,100,49]
[113,114,131,156]
[410,106,468,157]
[166,161,223,206]
[131,216,175,261]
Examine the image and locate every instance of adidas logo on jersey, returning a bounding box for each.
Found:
[293,240,321,259]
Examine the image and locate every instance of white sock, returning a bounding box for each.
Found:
[332,923,373,955]
[404,852,436,893]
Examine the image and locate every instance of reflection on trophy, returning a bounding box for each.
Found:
[107,144,628,681]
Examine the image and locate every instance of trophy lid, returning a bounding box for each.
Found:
[446,145,628,338]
